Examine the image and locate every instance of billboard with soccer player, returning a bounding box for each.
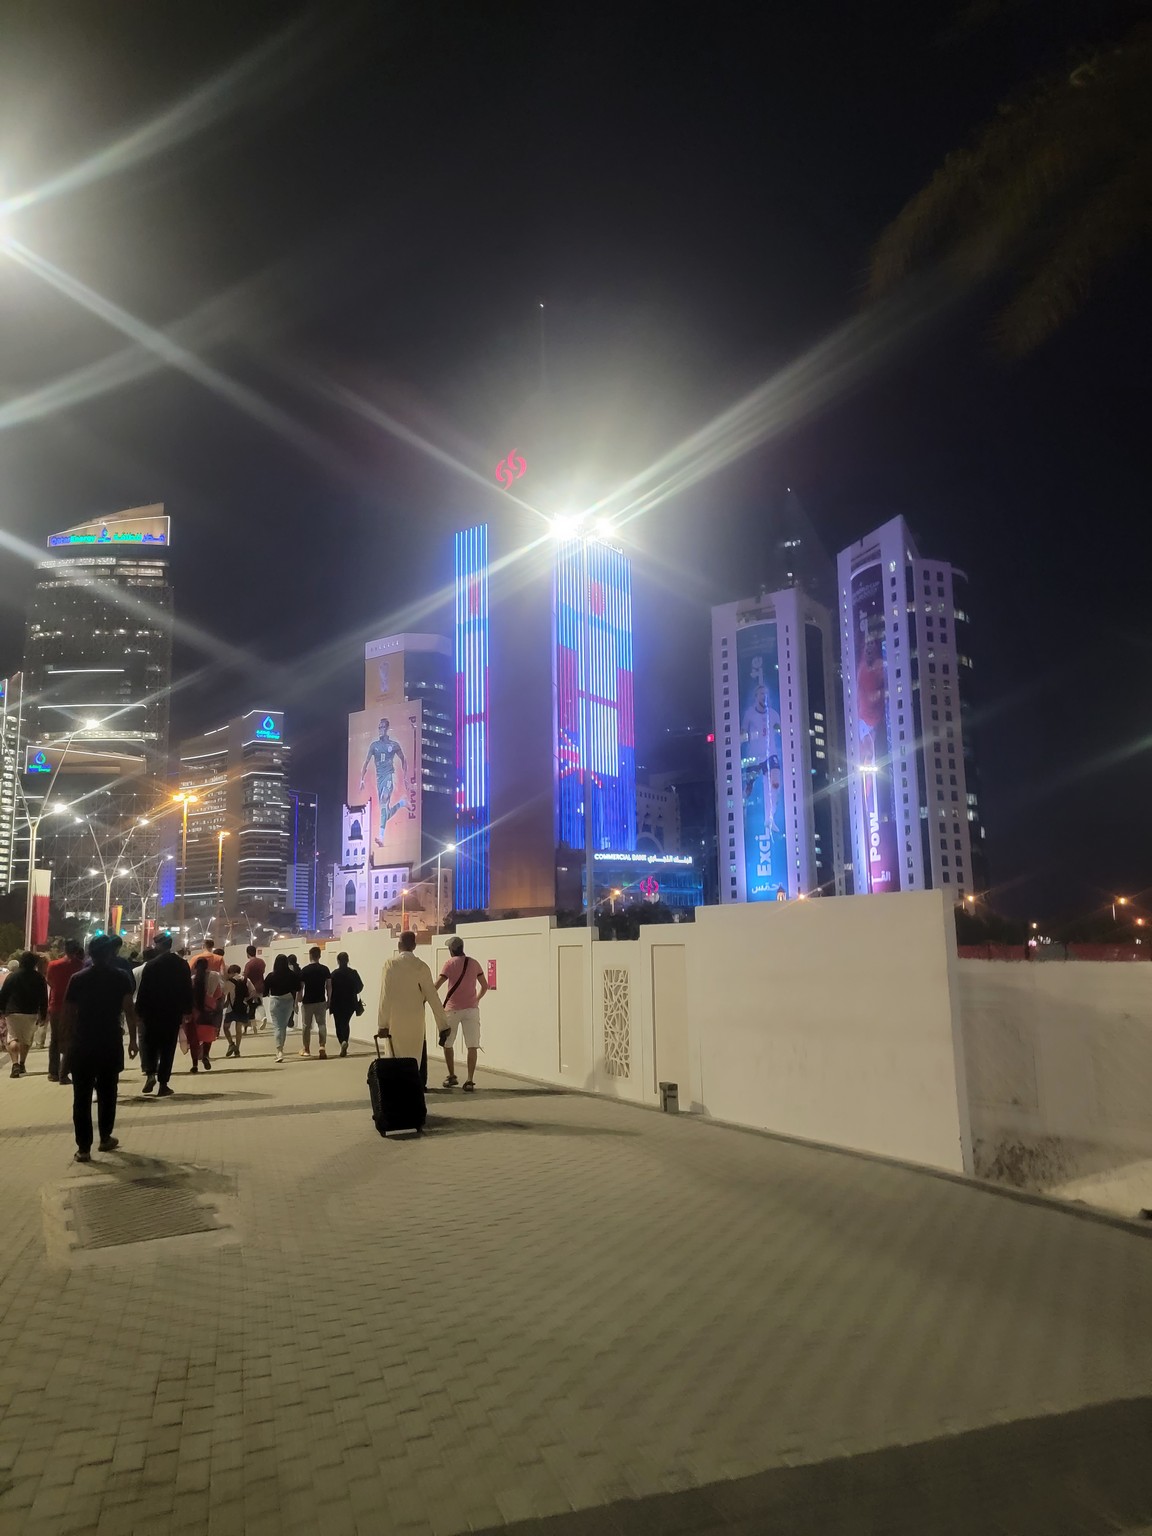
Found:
[850,563,900,893]
[346,648,422,871]
[736,621,788,901]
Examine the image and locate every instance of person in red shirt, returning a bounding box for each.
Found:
[242,945,266,1032]
[46,940,85,1084]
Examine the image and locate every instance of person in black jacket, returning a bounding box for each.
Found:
[0,952,49,1078]
[134,934,194,1097]
[64,937,139,1161]
[328,952,364,1058]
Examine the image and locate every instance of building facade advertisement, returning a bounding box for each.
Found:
[348,694,422,872]
[736,622,788,900]
[849,563,900,894]
[553,537,637,853]
[47,508,169,547]
[454,524,490,910]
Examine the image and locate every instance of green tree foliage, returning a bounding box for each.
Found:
[869,10,1152,353]
[0,922,25,962]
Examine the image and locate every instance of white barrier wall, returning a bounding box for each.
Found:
[958,960,1152,1212]
[231,890,973,1176]
[685,893,972,1173]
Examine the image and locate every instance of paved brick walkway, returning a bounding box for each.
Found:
[1,1031,1151,1535]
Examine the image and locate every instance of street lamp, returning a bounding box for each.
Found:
[401,886,409,930]
[610,887,621,914]
[173,792,198,939]
[435,841,456,933]
[216,830,230,939]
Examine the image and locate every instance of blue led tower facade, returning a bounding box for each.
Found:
[554,537,637,855]
[453,520,637,914]
[454,525,490,910]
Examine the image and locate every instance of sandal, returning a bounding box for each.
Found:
[442,1075,458,1089]
[462,1080,475,1092]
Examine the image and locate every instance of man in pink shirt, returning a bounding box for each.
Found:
[435,936,488,1092]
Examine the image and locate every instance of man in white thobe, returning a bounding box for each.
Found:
[378,932,447,1088]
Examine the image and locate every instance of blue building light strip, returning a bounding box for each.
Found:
[454,525,490,910]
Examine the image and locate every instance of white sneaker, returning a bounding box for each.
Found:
[276,1050,283,1063]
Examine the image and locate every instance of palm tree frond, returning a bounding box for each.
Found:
[867,20,1152,353]
[995,150,1152,354]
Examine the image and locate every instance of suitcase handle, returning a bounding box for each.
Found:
[374,1030,394,1059]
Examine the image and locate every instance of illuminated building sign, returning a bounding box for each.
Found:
[454,525,490,910]
[48,508,170,549]
[849,564,900,894]
[555,538,636,856]
[255,715,282,741]
[736,621,788,902]
[25,749,52,774]
[494,450,526,489]
[593,852,692,867]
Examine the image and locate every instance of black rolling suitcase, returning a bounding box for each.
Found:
[368,1033,427,1137]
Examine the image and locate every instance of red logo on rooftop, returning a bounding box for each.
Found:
[495,450,526,489]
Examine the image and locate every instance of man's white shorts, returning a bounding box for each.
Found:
[442,1008,481,1050]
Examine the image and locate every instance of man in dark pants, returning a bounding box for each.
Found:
[64,936,139,1163]
[134,934,193,1097]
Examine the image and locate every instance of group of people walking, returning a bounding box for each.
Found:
[1,927,488,1161]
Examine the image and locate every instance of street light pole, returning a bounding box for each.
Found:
[173,792,198,943]
[216,830,229,941]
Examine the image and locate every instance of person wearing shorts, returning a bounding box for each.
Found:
[435,936,488,1091]
[297,947,331,1059]
[0,952,49,1078]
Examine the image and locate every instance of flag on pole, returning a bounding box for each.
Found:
[31,869,51,946]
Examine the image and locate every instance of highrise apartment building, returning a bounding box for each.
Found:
[711,587,846,903]
[837,515,986,898]
[177,711,289,939]
[288,790,318,933]
[20,507,173,915]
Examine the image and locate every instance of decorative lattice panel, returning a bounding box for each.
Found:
[603,967,631,1078]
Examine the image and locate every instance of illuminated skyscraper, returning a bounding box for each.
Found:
[453,521,638,914]
[20,506,173,916]
[177,711,289,939]
[288,790,319,933]
[553,534,637,858]
[837,516,985,898]
[335,632,454,932]
[712,587,846,903]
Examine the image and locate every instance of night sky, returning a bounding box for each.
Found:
[1,0,1148,921]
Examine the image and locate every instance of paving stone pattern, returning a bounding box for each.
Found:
[0,1033,1150,1535]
